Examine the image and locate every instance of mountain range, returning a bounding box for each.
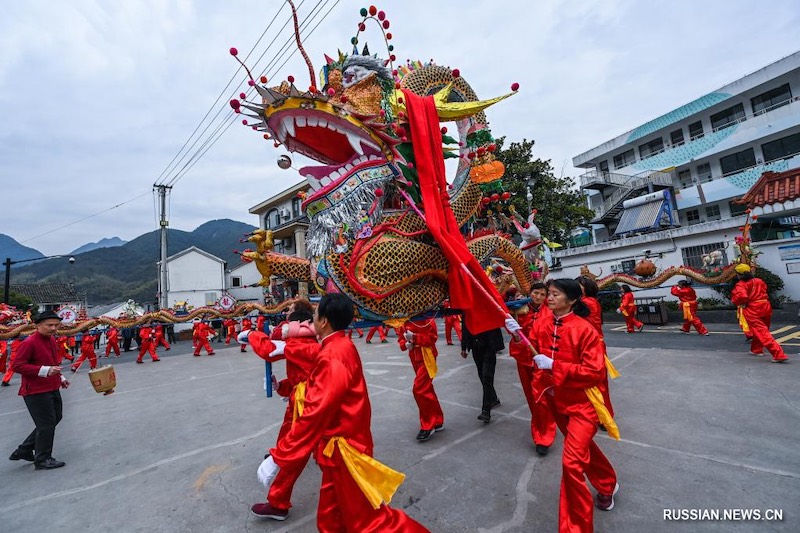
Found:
[70,236,127,255]
[6,219,257,305]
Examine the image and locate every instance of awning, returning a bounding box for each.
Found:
[614,190,675,235]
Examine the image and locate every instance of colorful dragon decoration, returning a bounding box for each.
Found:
[229,4,534,322]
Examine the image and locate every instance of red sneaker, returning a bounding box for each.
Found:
[250,502,288,521]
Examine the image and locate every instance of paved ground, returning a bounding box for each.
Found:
[1,323,798,532]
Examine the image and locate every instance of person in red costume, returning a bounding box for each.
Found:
[105,327,121,357]
[670,280,709,335]
[252,293,429,531]
[154,323,171,350]
[509,282,556,455]
[256,314,266,334]
[365,325,388,343]
[529,279,619,532]
[244,299,321,521]
[9,311,71,470]
[442,299,462,345]
[398,317,444,442]
[2,338,24,386]
[192,320,215,356]
[0,339,7,374]
[730,264,789,363]
[136,324,161,364]
[346,325,364,339]
[223,318,237,344]
[56,335,73,363]
[240,317,253,352]
[617,284,643,333]
[70,331,99,371]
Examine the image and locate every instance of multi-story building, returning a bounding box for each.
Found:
[558,51,800,301]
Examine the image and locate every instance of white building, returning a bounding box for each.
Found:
[560,51,800,301]
[161,247,226,330]
[225,260,264,303]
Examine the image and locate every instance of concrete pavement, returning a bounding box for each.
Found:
[1,326,798,532]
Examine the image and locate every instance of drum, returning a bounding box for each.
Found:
[88,365,116,395]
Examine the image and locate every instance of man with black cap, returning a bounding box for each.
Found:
[9,310,70,470]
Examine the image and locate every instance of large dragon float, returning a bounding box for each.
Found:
[229,4,537,323]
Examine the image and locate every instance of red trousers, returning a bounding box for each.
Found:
[225,330,236,344]
[2,368,12,383]
[444,318,462,345]
[105,340,120,356]
[516,363,556,446]
[316,449,429,533]
[73,349,98,370]
[366,326,387,342]
[346,328,364,338]
[680,303,708,334]
[0,353,5,373]
[623,314,643,333]
[409,352,444,431]
[552,409,617,533]
[138,340,159,361]
[193,337,214,355]
[748,313,787,359]
[155,335,170,350]
[268,393,310,510]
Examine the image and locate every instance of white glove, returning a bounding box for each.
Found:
[533,354,554,370]
[615,308,621,314]
[505,318,523,335]
[237,331,251,344]
[257,456,280,488]
[403,330,414,343]
[269,340,286,357]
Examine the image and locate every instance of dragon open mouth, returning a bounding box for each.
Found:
[267,109,388,199]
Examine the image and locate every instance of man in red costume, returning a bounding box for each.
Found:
[670,280,709,335]
[71,330,99,371]
[398,317,444,441]
[136,323,161,363]
[192,320,215,356]
[240,317,253,352]
[529,279,618,532]
[509,282,556,455]
[254,293,428,531]
[224,318,237,344]
[442,299,462,345]
[245,299,321,521]
[730,264,789,363]
[617,284,643,333]
[105,327,121,357]
[154,323,171,350]
[365,325,388,343]
[56,336,73,362]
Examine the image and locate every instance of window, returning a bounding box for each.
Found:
[598,160,609,175]
[689,121,704,140]
[292,198,302,218]
[638,138,665,159]
[705,205,721,221]
[231,276,242,288]
[613,149,635,169]
[761,132,800,163]
[670,129,685,147]
[751,83,792,115]
[685,209,700,226]
[729,201,748,217]
[681,242,729,269]
[710,103,746,131]
[678,169,693,188]
[265,209,280,229]
[720,148,756,175]
[621,260,636,274]
[696,162,712,182]
[205,292,218,306]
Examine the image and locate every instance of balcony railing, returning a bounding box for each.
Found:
[590,170,674,220]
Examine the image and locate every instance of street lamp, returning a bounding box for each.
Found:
[3,255,76,304]
[525,176,535,214]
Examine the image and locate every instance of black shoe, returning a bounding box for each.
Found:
[0,381,9,387]
[434,424,444,432]
[491,399,501,409]
[416,429,434,441]
[35,457,65,470]
[535,444,549,456]
[477,410,491,423]
[9,449,34,461]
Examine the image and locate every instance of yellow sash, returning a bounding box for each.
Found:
[322,437,406,509]
[604,355,620,379]
[420,346,437,379]
[619,308,629,317]
[682,301,694,321]
[736,307,750,334]
[291,381,307,426]
[585,386,620,441]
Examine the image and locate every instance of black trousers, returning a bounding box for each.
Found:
[472,348,499,410]
[19,390,63,463]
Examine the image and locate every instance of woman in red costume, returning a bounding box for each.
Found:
[398,317,444,441]
[576,276,616,422]
[245,299,322,521]
[252,293,428,531]
[617,284,643,333]
[508,282,555,455]
[670,280,709,335]
[529,278,618,533]
[71,330,99,371]
[730,264,788,363]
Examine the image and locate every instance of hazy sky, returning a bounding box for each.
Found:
[2,0,798,255]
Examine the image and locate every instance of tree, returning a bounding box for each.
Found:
[477,138,594,244]
[0,289,35,313]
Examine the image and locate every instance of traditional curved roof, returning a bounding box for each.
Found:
[737,168,800,208]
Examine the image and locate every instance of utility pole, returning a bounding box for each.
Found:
[155,185,172,310]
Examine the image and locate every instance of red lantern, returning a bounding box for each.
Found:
[501,192,511,200]
[490,193,500,201]
[481,197,491,206]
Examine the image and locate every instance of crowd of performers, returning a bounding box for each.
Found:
[3,264,789,532]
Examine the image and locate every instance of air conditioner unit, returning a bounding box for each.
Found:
[280,209,290,219]
[610,264,619,273]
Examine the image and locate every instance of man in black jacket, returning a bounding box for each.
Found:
[461,320,504,423]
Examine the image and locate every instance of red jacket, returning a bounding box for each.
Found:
[619,292,637,315]
[731,278,772,321]
[510,304,552,365]
[11,332,62,396]
[250,329,321,397]
[670,285,697,303]
[582,297,603,336]
[398,318,438,363]
[106,328,119,342]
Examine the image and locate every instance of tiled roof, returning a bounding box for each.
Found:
[10,283,82,304]
[737,168,800,208]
